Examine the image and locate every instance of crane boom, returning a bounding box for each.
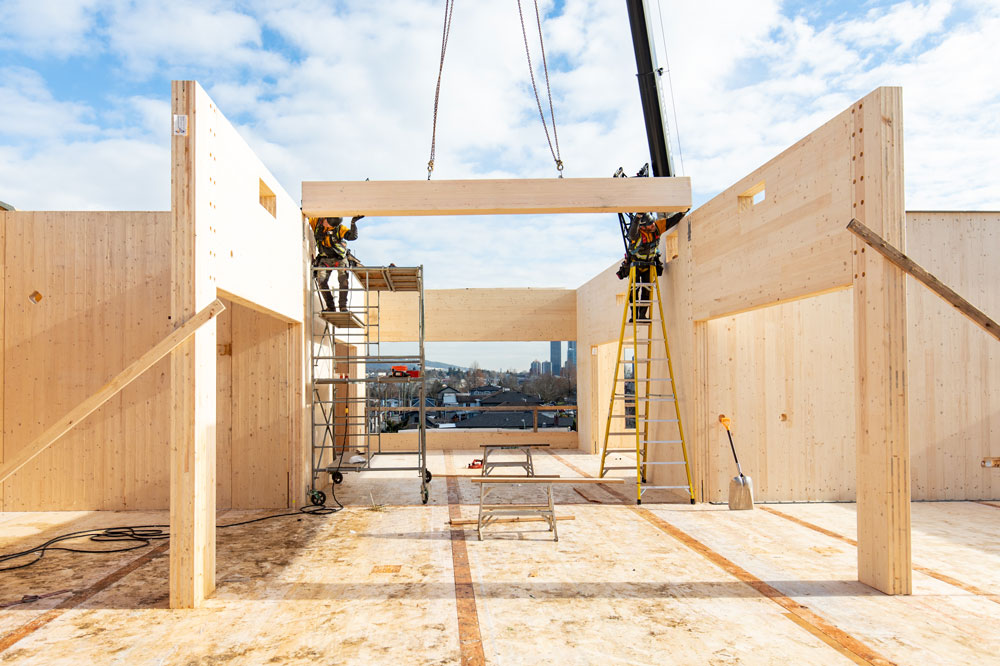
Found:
[625,0,676,179]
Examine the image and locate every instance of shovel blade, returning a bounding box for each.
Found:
[728,475,754,511]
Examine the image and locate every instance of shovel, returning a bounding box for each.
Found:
[719,414,754,510]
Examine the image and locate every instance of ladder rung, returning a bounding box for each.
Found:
[645,440,683,444]
[641,485,691,490]
[638,418,679,423]
[639,461,687,466]
[603,448,640,453]
[602,466,639,471]
[616,377,672,382]
[612,395,674,401]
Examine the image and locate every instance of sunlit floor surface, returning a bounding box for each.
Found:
[1,449,998,665]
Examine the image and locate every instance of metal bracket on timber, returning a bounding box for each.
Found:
[983,457,1000,469]
[847,218,1000,342]
[0,298,226,484]
[301,177,691,217]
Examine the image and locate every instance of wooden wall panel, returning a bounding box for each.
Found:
[216,300,233,509]
[687,102,854,320]
[907,212,1000,501]
[230,302,294,509]
[703,289,856,502]
[377,288,576,342]
[302,177,691,217]
[851,88,910,595]
[2,211,171,511]
[186,83,304,324]
[0,212,5,512]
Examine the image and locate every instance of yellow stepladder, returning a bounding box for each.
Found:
[598,262,695,505]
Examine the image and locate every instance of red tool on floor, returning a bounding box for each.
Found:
[467,459,483,469]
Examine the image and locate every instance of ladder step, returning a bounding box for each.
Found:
[639,461,688,466]
[613,395,674,401]
[645,440,683,444]
[615,378,672,382]
[641,485,691,490]
[603,448,640,453]
[602,466,640,471]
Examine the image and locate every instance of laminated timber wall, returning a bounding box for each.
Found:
[577,87,913,594]
[698,211,999,502]
[0,212,304,511]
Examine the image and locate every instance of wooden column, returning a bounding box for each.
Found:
[170,80,218,608]
[852,87,911,594]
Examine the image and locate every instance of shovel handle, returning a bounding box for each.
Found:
[719,414,744,477]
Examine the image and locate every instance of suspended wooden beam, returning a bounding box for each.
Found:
[301,177,691,217]
[0,298,225,485]
[848,217,1000,342]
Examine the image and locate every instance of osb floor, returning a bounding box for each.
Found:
[1,450,998,665]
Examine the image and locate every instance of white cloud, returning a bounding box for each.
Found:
[0,67,97,139]
[0,0,104,57]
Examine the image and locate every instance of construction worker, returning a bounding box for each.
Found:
[619,212,667,321]
[312,215,363,312]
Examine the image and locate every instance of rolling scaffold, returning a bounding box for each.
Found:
[309,264,431,504]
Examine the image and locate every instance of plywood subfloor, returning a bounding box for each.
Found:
[1,450,998,665]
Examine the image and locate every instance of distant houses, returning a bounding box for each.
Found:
[386,384,575,431]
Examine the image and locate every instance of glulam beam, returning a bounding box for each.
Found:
[301,177,691,217]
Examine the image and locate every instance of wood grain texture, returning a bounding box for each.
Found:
[687,105,854,320]
[302,177,691,217]
[906,212,1000,501]
[170,79,218,609]
[2,211,174,510]
[230,302,294,509]
[848,218,999,341]
[376,289,576,342]
[851,87,911,595]
[0,298,223,485]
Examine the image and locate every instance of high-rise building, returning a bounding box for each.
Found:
[530,360,541,375]
[542,361,551,375]
[567,341,577,368]
[550,341,561,377]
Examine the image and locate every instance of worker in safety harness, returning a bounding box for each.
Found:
[616,211,667,321]
[312,215,363,312]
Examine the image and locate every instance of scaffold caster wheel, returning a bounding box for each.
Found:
[421,485,429,505]
[423,469,433,483]
[309,490,326,506]
[331,471,343,485]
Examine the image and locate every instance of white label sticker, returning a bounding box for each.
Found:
[173,114,188,136]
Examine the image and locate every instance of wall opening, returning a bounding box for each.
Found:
[259,178,277,218]
[738,181,766,212]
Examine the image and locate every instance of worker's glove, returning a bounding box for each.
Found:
[615,257,630,280]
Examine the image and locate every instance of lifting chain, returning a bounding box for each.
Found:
[517,0,563,177]
[427,0,456,180]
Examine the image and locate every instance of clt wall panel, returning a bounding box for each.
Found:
[688,105,855,320]
[230,302,294,509]
[377,288,576,342]
[186,83,305,324]
[907,212,1000,501]
[302,177,691,217]
[2,211,172,511]
[703,289,856,502]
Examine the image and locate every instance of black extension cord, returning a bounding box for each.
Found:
[0,501,342,574]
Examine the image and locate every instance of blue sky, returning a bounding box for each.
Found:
[2,0,998,370]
